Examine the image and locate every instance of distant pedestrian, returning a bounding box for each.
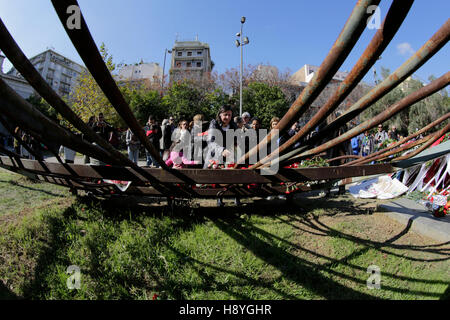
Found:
[374,124,388,149]
[144,115,162,167]
[92,112,113,141]
[126,128,140,164]
[360,130,374,156]
[390,125,399,141]
[241,112,252,129]
[270,117,280,130]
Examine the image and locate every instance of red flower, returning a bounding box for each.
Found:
[152,294,158,300]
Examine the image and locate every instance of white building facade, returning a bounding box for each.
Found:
[6,49,85,97]
[169,39,213,83]
[116,62,162,88]
[117,62,162,82]
[0,51,34,99]
[290,64,349,86]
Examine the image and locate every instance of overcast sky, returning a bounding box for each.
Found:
[0,0,449,84]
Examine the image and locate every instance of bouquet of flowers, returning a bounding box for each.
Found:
[420,189,449,218]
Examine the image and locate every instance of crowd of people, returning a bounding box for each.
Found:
[4,105,421,169]
[350,124,408,157]
[124,105,279,168]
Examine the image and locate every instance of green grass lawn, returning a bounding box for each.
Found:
[0,167,448,300]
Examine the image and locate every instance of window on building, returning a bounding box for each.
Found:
[197,51,202,55]
[176,62,181,68]
[177,51,182,57]
[187,51,192,56]
[196,62,202,68]
[186,62,192,68]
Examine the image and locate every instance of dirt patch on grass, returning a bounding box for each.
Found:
[289,193,450,260]
[0,197,74,228]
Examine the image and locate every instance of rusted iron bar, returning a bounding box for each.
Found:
[0,114,44,161]
[375,134,433,162]
[326,155,362,163]
[0,160,388,199]
[0,113,69,166]
[394,122,450,161]
[0,77,126,165]
[251,0,414,169]
[355,133,433,165]
[269,71,450,167]
[50,0,198,194]
[304,18,450,150]
[0,20,182,195]
[0,18,136,167]
[234,0,381,167]
[0,155,395,184]
[344,112,450,166]
[50,0,166,170]
[0,144,20,158]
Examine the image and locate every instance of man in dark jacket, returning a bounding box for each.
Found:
[144,115,162,167]
[92,113,113,141]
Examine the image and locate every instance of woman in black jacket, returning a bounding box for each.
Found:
[204,105,241,207]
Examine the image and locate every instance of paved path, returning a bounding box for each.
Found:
[377,197,450,242]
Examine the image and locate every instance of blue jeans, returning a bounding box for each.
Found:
[145,150,160,168]
[127,146,139,164]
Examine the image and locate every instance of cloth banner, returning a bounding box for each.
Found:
[349,175,409,200]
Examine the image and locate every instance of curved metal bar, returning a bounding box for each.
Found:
[234,0,381,167]
[0,18,183,195]
[344,112,450,166]
[301,18,450,152]
[0,18,135,167]
[0,77,124,164]
[0,114,43,161]
[269,71,450,167]
[326,155,362,163]
[50,0,199,194]
[50,0,168,170]
[355,133,433,165]
[251,0,414,169]
[394,123,450,161]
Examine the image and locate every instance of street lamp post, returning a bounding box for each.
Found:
[162,48,172,91]
[235,16,249,117]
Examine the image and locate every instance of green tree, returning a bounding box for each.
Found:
[162,80,230,121]
[408,78,449,133]
[128,88,164,125]
[69,43,123,127]
[242,82,289,128]
[361,68,449,136]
